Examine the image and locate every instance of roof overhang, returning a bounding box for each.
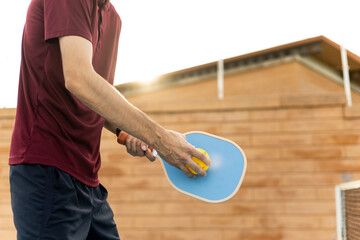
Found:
[116,36,360,96]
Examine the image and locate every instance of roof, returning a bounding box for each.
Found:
[116,36,360,96]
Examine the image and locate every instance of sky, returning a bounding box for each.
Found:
[1,0,360,108]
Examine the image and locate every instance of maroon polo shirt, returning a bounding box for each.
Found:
[9,0,121,187]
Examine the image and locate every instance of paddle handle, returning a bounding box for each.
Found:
[116,130,158,158]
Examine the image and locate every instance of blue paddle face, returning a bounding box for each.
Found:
[160,132,246,203]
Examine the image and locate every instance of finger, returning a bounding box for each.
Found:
[136,141,146,156]
[140,142,148,152]
[125,137,135,156]
[127,137,143,156]
[131,138,138,155]
[178,164,195,178]
[145,148,156,162]
[192,148,212,167]
[186,159,206,177]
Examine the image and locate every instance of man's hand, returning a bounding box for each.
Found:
[156,130,212,178]
[124,135,156,162]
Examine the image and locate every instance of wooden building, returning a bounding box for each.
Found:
[2,36,360,239]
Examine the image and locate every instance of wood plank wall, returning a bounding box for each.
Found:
[2,95,360,240]
[0,108,16,239]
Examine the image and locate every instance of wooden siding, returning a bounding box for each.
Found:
[1,62,360,240]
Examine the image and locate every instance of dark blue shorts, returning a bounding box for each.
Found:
[9,164,120,240]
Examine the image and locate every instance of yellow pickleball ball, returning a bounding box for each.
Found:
[186,148,210,175]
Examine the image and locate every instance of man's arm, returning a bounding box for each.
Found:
[104,120,116,134]
[59,36,211,177]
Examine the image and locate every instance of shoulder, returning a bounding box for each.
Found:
[108,2,121,23]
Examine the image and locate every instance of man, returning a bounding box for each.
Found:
[9,0,211,239]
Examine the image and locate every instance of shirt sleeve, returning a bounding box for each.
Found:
[44,0,94,42]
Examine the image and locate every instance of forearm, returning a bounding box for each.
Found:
[66,70,165,148]
[103,120,117,134]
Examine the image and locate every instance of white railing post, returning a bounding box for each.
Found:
[217,59,224,100]
[340,43,352,107]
